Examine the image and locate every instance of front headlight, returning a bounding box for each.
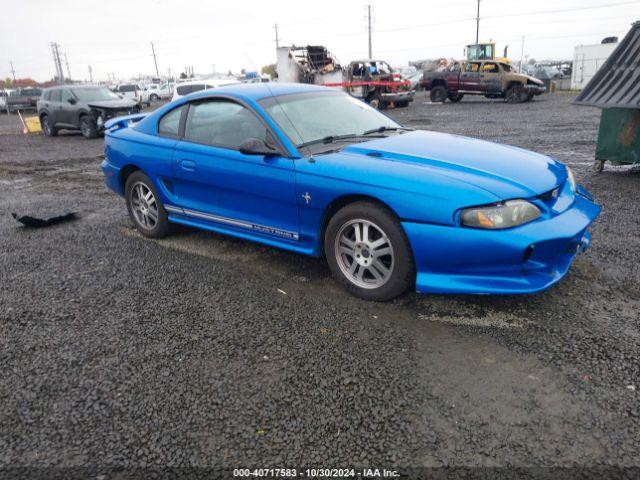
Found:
[460,200,541,229]
[566,166,576,192]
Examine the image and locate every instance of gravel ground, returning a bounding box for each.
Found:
[0,92,638,477]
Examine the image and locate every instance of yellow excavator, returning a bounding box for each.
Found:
[465,42,510,63]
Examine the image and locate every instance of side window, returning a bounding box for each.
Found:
[176,85,193,96]
[481,62,499,73]
[50,89,62,102]
[158,105,184,137]
[465,63,480,73]
[61,89,74,103]
[184,100,267,149]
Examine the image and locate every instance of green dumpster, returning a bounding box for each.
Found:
[595,108,640,170]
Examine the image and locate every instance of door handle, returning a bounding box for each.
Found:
[179,159,196,172]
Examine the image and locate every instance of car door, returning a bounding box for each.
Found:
[460,62,481,91]
[171,98,299,241]
[60,88,77,126]
[479,62,501,93]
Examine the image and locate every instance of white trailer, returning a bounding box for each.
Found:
[571,42,618,90]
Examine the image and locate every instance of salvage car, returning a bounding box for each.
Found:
[38,85,139,138]
[277,46,414,108]
[423,60,546,103]
[6,87,42,112]
[101,83,600,301]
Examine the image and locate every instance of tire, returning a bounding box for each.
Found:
[505,85,527,103]
[430,85,447,103]
[40,114,58,137]
[448,93,464,103]
[324,201,415,301]
[80,115,99,139]
[125,171,172,238]
[150,94,159,102]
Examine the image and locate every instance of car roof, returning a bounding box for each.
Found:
[185,82,330,102]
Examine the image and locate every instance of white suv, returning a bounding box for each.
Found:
[171,79,240,101]
[114,84,150,107]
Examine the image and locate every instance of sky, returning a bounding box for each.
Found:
[1,0,638,82]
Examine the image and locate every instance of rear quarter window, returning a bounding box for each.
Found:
[119,85,137,92]
[158,105,185,137]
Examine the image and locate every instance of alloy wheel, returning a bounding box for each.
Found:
[131,182,159,229]
[334,219,394,289]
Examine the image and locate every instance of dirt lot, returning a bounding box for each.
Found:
[0,92,638,476]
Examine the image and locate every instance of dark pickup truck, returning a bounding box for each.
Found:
[422,60,545,103]
[6,88,42,112]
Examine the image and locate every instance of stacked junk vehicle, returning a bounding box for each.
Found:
[276,45,414,108]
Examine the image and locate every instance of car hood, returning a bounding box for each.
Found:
[340,130,566,199]
[87,99,138,109]
[522,74,544,86]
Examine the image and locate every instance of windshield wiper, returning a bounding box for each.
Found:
[298,134,359,148]
[362,126,414,135]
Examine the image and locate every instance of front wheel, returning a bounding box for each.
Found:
[325,201,415,301]
[125,171,172,238]
[505,85,527,103]
[80,115,99,139]
[448,93,464,103]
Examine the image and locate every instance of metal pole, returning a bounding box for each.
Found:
[367,5,373,58]
[151,42,160,77]
[64,53,71,80]
[274,24,279,48]
[9,61,16,82]
[520,36,525,73]
[88,65,93,83]
[475,0,480,43]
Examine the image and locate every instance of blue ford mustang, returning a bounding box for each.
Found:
[101,83,600,301]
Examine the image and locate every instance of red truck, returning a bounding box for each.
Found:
[421,60,546,103]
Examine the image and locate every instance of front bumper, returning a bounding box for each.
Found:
[380,90,415,103]
[404,192,600,294]
[524,84,546,95]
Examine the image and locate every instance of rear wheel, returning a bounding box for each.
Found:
[80,115,98,139]
[125,171,172,238]
[150,94,159,102]
[41,115,58,137]
[325,201,414,301]
[430,85,447,103]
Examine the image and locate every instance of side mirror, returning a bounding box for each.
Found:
[239,138,278,156]
[67,98,76,105]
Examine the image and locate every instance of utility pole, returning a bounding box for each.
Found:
[88,65,93,83]
[366,5,373,59]
[64,53,72,81]
[151,42,159,77]
[9,61,16,82]
[51,42,64,84]
[212,64,216,76]
[475,0,481,43]
[274,24,280,48]
[519,36,525,73]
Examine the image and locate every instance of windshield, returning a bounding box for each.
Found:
[259,91,401,147]
[72,88,120,102]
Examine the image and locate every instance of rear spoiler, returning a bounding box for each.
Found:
[105,113,148,131]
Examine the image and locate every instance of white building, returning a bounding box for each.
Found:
[571,41,618,90]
